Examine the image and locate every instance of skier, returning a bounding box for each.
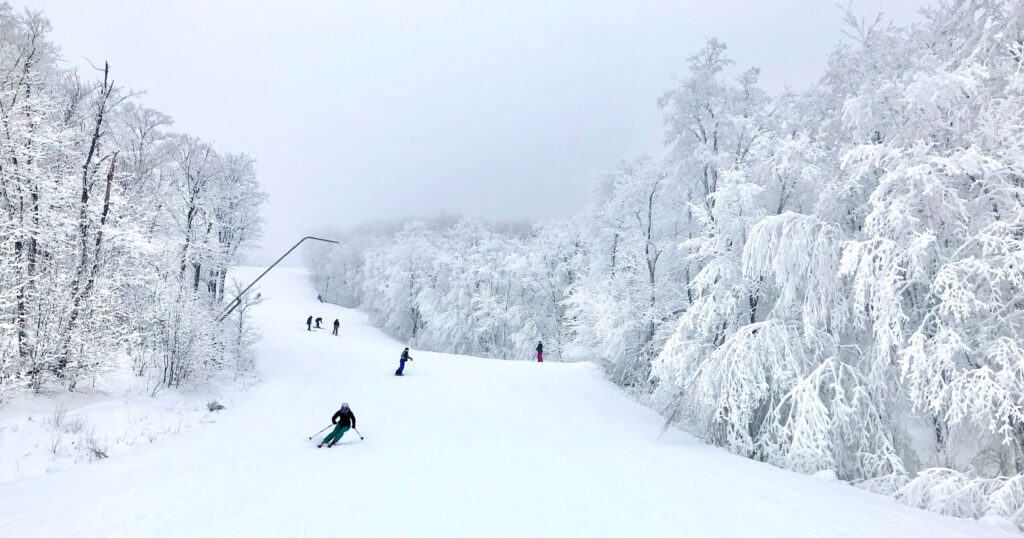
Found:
[332,319,340,336]
[536,341,543,362]
[318,402,356,448]
[395,348,413,376]
[317,294,323,303]
[315,317,323,329]
[306,315,313,331]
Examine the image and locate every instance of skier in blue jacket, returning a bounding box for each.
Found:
[395,348,413,376]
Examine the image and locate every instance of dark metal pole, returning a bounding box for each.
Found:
[217,236,338,322]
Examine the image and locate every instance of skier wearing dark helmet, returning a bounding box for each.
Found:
[395,348,413,376]
[318,403,356,448]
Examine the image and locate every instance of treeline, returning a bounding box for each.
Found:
[0,5,265,395]
[308,1,1024,528]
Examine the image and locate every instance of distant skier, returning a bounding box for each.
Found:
[317,294,323,303]
[254,292,261,301]
[318,402,356,448]
[395,348,413,376]
[332,319,340,336]
[306,315,313,331]
[536,341,543,362]
[315,317,323,329]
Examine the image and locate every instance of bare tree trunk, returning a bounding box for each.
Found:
[218,268,228,301]
[61,153,117,378]
[635,175,664,371]
[610,232,618,277]
[80,154,117,303]
[15,239,28,359]
[180,203,196,281]
[193,262,202,291]
[9,46,42,365]
[63,63,114,345]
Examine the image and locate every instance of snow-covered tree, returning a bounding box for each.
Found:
[302,0,1024,528]
[0,5,265,395]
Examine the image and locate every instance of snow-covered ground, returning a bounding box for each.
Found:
[0,378,241,484]
[0,267,1011,537]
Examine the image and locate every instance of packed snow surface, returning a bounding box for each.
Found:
[0,268,1010,537]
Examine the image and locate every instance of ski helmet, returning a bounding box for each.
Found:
[341,402,349,409]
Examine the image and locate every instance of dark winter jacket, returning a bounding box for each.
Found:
[333,319,340,328]
[306,316,313,326]
[332,409,356,428]
[401,349,412,363]
[536,342,543,352]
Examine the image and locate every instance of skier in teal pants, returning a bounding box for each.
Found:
[319,403,356,448]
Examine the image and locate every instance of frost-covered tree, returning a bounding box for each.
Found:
[652,0,1024,526]
[0,5,265,395]
[566,157,691,386]
[302,1,1024,528]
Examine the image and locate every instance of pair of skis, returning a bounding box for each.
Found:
[309,425,365,447]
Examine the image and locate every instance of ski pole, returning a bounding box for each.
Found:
[353,427,365,440]
[308,424,333,440]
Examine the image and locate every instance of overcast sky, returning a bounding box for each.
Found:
[21,0,932,263]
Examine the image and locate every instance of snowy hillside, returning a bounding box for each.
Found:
[0,268,1010,537]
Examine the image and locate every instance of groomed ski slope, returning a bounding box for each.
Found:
[0,268,1010,537]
